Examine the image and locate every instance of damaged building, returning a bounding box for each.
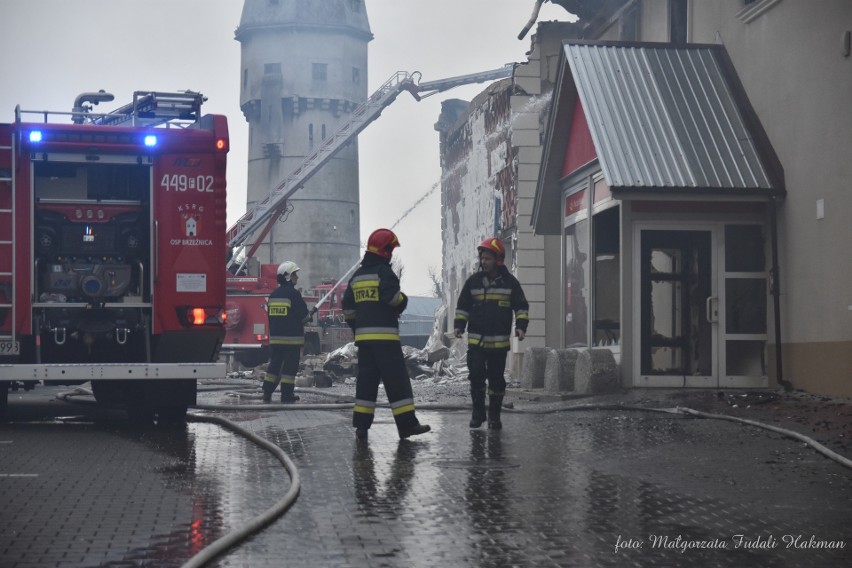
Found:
[436,21,581,376]
[440,0,852,397]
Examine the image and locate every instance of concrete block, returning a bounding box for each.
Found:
[313,370,333,388]
[528,301,547,320]
[518,163,541,182]
[517,230,544,251]
[517,196,537,217]
[520,346,549,389]
[574,349,619,394]
[517,146,543,164]
[516,267,544,284]
[516,249,545,266]
[544,348,579,393]
[511,94,541,112]
[521,283,545,303]
[511,129,541,147]
[515,59,541,77]
[512,112,540,131]
[426,345,450,364]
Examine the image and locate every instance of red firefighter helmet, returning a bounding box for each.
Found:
[477,237,506,266]
[366,228,400,259]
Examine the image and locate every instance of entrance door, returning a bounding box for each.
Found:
[634,224,769,388]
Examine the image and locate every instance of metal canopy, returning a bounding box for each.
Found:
[564,42,784,195]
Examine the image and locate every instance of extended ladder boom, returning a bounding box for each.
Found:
[226,71,419,255]
[225,63,514,264]
[415,63,514,98]
[93,91,207,127]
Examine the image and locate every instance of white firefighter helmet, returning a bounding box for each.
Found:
[277,261,301,281]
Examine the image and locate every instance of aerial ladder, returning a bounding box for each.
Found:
[225,63,514,273]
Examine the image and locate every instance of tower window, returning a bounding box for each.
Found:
[264,63,281,74]
[619,6,639,41]
[312,63,328,81]
[243,69,248,89]
[352,67,360,85]
[321,124,327,140]
[309,124,314,144]
[670,0,688,45]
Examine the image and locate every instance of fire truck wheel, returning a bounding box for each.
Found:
[127,404,155,425]
[156,405,189,424]
[91,381,124,405]
[235,348,270,369]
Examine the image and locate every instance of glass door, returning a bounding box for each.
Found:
[719,225,769,388]
[636,228,716,387]
[634,223,770,388]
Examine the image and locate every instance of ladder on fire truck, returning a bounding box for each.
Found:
[0,128,17,355]
[226,64,514,268]
[91,91,207,127]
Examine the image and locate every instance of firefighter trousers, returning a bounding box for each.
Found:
[264,344,301,400]
[467,347,508,398]
[468,347,507,425]
[353,343,419,431]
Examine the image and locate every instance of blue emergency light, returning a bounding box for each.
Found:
[29,130,43,143]
[143,135,157,147]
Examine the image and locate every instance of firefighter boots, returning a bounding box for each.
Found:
[469,389,487,428]
[488,395,504,429]
[398,422,431,439]
[261,380,277,403]
[280,384,300,404]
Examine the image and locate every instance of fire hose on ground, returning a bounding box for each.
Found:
[54,386,852,568]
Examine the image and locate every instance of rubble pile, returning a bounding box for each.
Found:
[318,306,471,384]
[225,305,475,385]
[317,338,468,384]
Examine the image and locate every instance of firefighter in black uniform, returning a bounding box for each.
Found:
[263,261,312,403]
[454,237,529,429]
[342,228,431,440]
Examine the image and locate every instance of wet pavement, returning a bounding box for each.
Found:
[1,384,850,567]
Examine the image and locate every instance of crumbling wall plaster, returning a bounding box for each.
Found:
[439,85,516,330]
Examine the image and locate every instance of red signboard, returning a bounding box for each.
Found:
[565,189,587,217]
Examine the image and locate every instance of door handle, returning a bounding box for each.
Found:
[706,296,718,323]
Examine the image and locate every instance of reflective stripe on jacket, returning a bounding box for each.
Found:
[268,280,309,346]
[342,253,406,344]
[454,265,529,351]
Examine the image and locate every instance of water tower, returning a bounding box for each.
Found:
[235,0,372,289]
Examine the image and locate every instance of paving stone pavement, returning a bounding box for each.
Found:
[1,384,850,567]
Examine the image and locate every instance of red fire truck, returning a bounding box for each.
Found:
[0,90,229,420]
[221,66,513,367]
[223,267,351,368]
[218,71,423,369]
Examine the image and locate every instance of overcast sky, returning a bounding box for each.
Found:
[0,0,571,296]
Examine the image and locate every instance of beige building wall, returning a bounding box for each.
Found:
[685,0,852,394]
[511,23,583,377]
[589,0,852,395]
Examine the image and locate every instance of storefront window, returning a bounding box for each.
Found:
[565,219,589,347]
[593,207,620,347]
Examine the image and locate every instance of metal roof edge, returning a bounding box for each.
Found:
[532,55,573,236]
